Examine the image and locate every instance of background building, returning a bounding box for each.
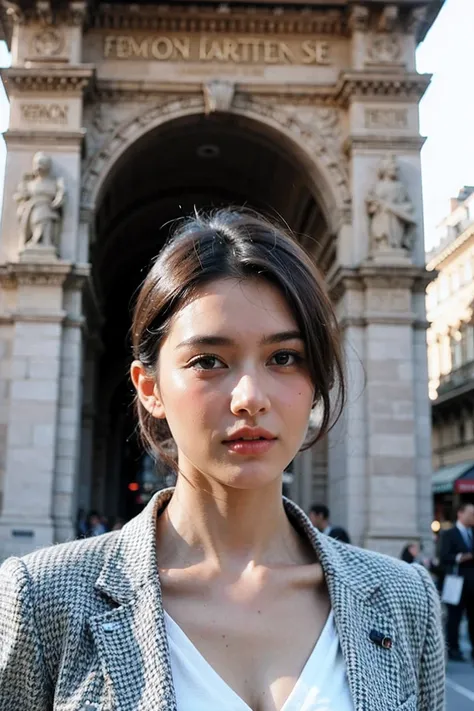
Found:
[426,186,474,522]
[0,0,443,559]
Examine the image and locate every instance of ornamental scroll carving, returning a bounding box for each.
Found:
[366,155,416,257]
[14,152,66,257]
[203,80,235,114]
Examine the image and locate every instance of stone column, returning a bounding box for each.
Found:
[326,7,433,555]
[0,262,71,556]
[0,8,93,557]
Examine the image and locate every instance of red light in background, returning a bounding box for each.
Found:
[128,482,139,492]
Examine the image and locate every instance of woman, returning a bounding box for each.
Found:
[0,209,444,710]
[401,542,420,565]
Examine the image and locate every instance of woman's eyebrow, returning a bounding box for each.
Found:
[176,330,302,350]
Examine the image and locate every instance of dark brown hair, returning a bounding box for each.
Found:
[132,208,345,467]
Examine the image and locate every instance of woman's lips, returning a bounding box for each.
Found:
[223,438,276,455]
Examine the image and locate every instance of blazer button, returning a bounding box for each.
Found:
[81,702,101,711]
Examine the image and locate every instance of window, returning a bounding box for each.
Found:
[464,324,474,362]
[451,269,460,292]
[439,274,449,300]
[464,260,473,283]
[451,331,463,370]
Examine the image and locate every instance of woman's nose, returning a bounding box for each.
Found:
[230,374,271,417]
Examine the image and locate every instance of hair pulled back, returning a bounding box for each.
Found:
[132,208,345,466]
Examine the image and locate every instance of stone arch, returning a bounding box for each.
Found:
[81,95,351,231]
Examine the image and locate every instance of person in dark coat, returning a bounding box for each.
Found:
[309,504,351,544]
[439,502,474,662]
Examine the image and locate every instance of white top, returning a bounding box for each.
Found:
[164,609,354,711]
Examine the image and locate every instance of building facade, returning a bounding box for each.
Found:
[0,0,442,558]
[426,186,474,520]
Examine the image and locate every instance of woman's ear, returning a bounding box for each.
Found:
[130,360,166,419]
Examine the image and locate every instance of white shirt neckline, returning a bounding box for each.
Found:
[164,609,335,711]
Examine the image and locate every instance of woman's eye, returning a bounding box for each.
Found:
[270,351,302,367]
[190,355,225,370]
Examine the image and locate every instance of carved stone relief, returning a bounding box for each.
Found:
[14,152,66,258]
[366,33,402,65]
[366,155,416,259]
[203,80,235,114]
[30,29,64,58]
[81,96,351,225]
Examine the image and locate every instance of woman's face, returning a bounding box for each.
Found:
[134,277,314,491]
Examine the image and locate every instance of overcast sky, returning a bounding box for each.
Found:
[0,0,473,251]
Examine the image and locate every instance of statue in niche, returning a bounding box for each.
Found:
[366,155,416,254]
[14,152,66,254]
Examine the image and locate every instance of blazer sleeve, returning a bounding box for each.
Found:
[413,564,446,711]
[0,557,52,710]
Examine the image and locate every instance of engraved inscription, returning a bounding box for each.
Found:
[364,108,408,130]
[103,35,332,65]
[20,104,69,125]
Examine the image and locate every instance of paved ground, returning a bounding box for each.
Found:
[446,618,474,710]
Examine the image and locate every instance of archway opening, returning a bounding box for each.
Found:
[86,111,332,521]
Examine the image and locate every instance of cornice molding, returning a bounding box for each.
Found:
[1,64,95,96]
[0,1,88,29]
[335,71,432,107]
[4,129,86,149]
[0,261,89,289]
[92,72,429,110]
[426,222,474,271]
[0,1,444,49]
[344,134,426,153]
[90,5,346,36]
[92,79,338,106]
[328,262,431,302]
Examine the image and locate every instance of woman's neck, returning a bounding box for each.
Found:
[155,471,303,572]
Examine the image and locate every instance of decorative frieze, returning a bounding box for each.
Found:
[91,6,346,36]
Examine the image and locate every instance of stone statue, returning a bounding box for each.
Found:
[14,152,66,254]
[366,155,416,254]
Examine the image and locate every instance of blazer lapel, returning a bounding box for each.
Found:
[88,489,177,710]
[284,499,416,711]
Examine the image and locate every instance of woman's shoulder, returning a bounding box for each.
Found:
[1,529,120,601]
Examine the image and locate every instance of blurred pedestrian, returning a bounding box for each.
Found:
[87,510,107,537]
[439,502,474,662]
[400,542,420,564]
[309,503,351,544]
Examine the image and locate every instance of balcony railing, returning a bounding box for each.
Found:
[437,360,474,396]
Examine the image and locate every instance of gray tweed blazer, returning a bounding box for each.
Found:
[0,488,445,711]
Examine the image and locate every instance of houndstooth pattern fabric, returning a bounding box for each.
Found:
[0,488,445,711]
